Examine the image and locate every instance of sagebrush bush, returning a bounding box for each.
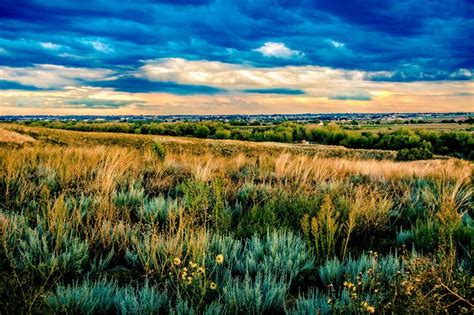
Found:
[208,230,313,284]
[113,185,144,212]
[2,213,89,280]
[46,279,115,314]
[223,272,287,314]
[139,195,180,225]
[46,279,169,314]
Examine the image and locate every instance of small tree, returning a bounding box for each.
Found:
[214,128,231,139]
[195,125,210,138]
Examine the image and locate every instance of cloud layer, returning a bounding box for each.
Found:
[0,0,472,114]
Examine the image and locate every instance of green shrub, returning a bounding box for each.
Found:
[318,252,403,289]
[238,230,314,283]
[46,280,169,315]
[113,185,144,212]
[208,230,313,284]
[114,282,169,315]
[151,142,166,161]
[396,147,433,161]
[139,195,180,225]
[3,221,89,280]
[46,279,115,314]
[289,289,334,315]
[214,128,231,139]
[223,272,287,314]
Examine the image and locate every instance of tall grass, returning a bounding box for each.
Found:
[0,126,472,313]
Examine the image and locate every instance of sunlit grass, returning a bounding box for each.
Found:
[0,125,472,313]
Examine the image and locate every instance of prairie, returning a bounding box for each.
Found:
[0,125,472,314]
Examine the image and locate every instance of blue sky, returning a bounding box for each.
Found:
[0,0,472,114]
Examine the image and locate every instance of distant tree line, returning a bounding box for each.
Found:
[23,120,474,160]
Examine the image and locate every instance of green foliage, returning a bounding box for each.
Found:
[223,272,287,314]
[301,195,342,263]
[113,185,144,211]
[25,119,474,159]
[151,141,166,161]
[1,125,473,313]
[46,279,115,314]
[396,146,433,161]
[139,195,180,225]
[214,128,232,139]
[46,280,169,315]
[195,125,210,138]
[114,282,169,315]
[236,230,314,282]
[318,252,403,289]
[289,290,333,315]
[178,179,230,228]
[2,215,89,280]
[208,230,314,284]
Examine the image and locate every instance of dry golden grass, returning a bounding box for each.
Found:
[0,123,397,160]
[1,124,472,313]
[0,128,36,144]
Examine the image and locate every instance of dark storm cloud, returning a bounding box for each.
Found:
[242,88,306,95]
[0,80,43,91]
[0,0,472,89]
[89,77,225,95]
[65,99,142,108]
[329,94,372,101]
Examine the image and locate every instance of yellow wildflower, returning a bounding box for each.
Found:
[215,254,224,264]
[367,306,375,313]
[186,276,193,284]
[197,267,205,274]
[173,257,181,266]
[210,282,217,290]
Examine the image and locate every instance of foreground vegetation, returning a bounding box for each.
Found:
[0,126,473,313]
[20,119,474,160]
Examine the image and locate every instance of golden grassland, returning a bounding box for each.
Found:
[0,127,36,144]
[0,125,472,313]
[1,123,398,159]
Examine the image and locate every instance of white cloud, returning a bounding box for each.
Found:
[138,58,474,104]
[449,68,472,79]
[90,40,114,53]
[139,58,367,95]
[0,64,114,88]
[80,39,114,53]
[0,86,141,111]
[253,42,304,58]
[329,40,345,48]
[40,42,61,50]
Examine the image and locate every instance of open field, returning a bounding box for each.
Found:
[0,124,398,160]
[0,128,36,144]
[13,118,473,161]
[0,126,473,313]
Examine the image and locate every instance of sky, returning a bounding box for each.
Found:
[0,0,473,115]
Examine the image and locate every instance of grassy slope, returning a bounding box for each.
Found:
[2,123,398,160]
[0,124,472,313]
